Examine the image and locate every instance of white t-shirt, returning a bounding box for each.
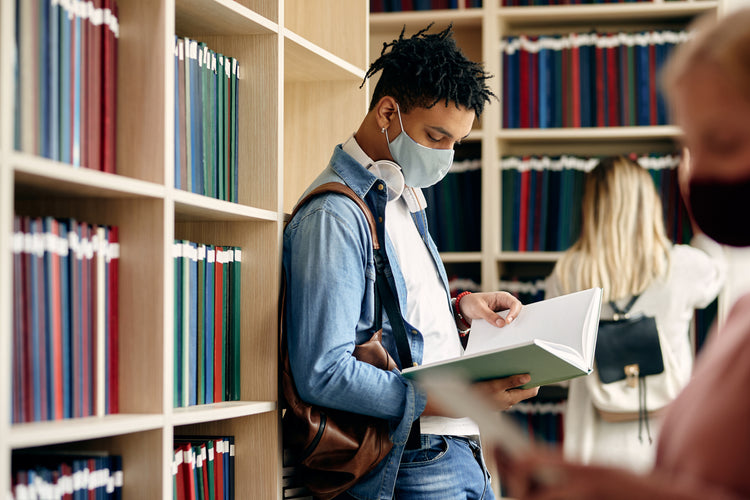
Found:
[343,136,478,437]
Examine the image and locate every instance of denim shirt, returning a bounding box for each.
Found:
[282,144,454,499]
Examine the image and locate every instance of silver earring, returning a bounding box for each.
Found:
[381,127,386,133]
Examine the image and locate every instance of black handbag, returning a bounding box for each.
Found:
[594,295,664,441]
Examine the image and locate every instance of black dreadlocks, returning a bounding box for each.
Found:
[362,24,496,117]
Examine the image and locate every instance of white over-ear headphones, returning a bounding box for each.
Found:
[368,159,405,202]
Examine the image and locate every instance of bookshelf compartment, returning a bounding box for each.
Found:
[186,34,279,211]
[176,411,280,499]
[176,0,278,37]
[118,0,169,185]
[285,0,368,71]
[174,220,278,403]
[11,428,163,499]
[13,197,166,416]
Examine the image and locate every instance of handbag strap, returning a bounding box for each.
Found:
[610,294,640,319]
[286,182,420,445]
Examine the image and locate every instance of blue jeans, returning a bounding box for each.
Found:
[394,435,496,500]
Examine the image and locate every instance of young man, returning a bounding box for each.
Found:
[283,25,539,499]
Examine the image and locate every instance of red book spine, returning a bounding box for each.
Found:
[174,447,186,500]
[215,440,224,500]
[519,47,529,128]
[571,42,581,127]
[108,226,119,414]
[214,250,224,402]
[607,46,619,127]
[201,445,210,500]
[518,169,530,252]
[101,0,117,173]
[649,43,658,125]
[561,45,569,127]
[595,45,605,127]
[533,169,543,251]
[186,444,197,500]
[35,218,49,421]
[50,218,64,420]
[88,0,103,170]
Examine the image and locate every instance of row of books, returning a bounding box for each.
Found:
[12,216,119,424]
[501,0,658,5]
[423,158,481,253]
[15,0,119,172]
[500,153,691,252]
[501,30,688,129]
[11,453,123,500]
[174,37,240,202]
[173,436,235,500]
[173,241,242,408]
[370,0,482,11]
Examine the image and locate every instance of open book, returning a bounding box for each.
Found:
[402,287,603,389]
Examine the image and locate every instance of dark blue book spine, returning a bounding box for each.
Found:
[512,168,521,251]
[538,168,549,251]
[580,43,592,127]
[174,242,183,408]
[174,38,181,190]
[527,168,536,250]
[30,218,44,421]
[636,39,650,126]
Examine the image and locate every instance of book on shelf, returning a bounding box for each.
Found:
[173,241,242,407]
[370,0,478,12]
[12,215,119,424]
[173,436,235,500]
[499,153,690,252]
[15,0,119,171]
[501,30,687,129]
[422,156,482,252]
[402,287,603,388]
[175,37,240,202]
[12,451,123,499]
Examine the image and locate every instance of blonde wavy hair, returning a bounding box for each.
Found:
[662,8,750,104]
[551,156,672,303]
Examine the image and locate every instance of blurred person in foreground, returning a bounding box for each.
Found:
[496,9,750,499]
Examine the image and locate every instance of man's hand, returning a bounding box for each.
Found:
[473,374,539,411]
[459,291,523,328]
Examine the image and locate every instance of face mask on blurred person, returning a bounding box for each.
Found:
[688,175,750,247]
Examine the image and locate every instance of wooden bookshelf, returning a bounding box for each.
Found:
[0,0,368,498]
[370,0,726,294]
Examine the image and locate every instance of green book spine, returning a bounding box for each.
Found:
[217,56,225,202]
[173,242,182,408]
[182,241,192,407]
[206,441,215,500]
[231,247,242,400]
[223,251,231,400]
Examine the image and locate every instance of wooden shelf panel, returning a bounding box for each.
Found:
[498,125,682,142]
[12,153,165,199]
[172,400,276,426]
[498,1,718,26]
[498,251,563,262]
[440,251,483,263]
[284,29,365,82]
[8,414,165,449]
[176,0,278,36]
[173,189,279,222]
[370,8,484,31]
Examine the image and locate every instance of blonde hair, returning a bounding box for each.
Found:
[662,8,750,102]
[551,156,672,302]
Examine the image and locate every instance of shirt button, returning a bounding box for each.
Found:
[378,183,384,191]
[378,217,383,223]
[413,362,419,367]
[411,329,418,335]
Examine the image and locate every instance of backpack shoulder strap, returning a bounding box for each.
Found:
[291,182,379,250]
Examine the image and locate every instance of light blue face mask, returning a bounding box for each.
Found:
[384,104,454,188]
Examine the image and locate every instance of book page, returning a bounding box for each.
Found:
[465,288,602,368]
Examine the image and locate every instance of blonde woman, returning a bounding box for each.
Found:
[546,155,725,473]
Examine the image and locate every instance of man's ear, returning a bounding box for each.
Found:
[374,96,399,131]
